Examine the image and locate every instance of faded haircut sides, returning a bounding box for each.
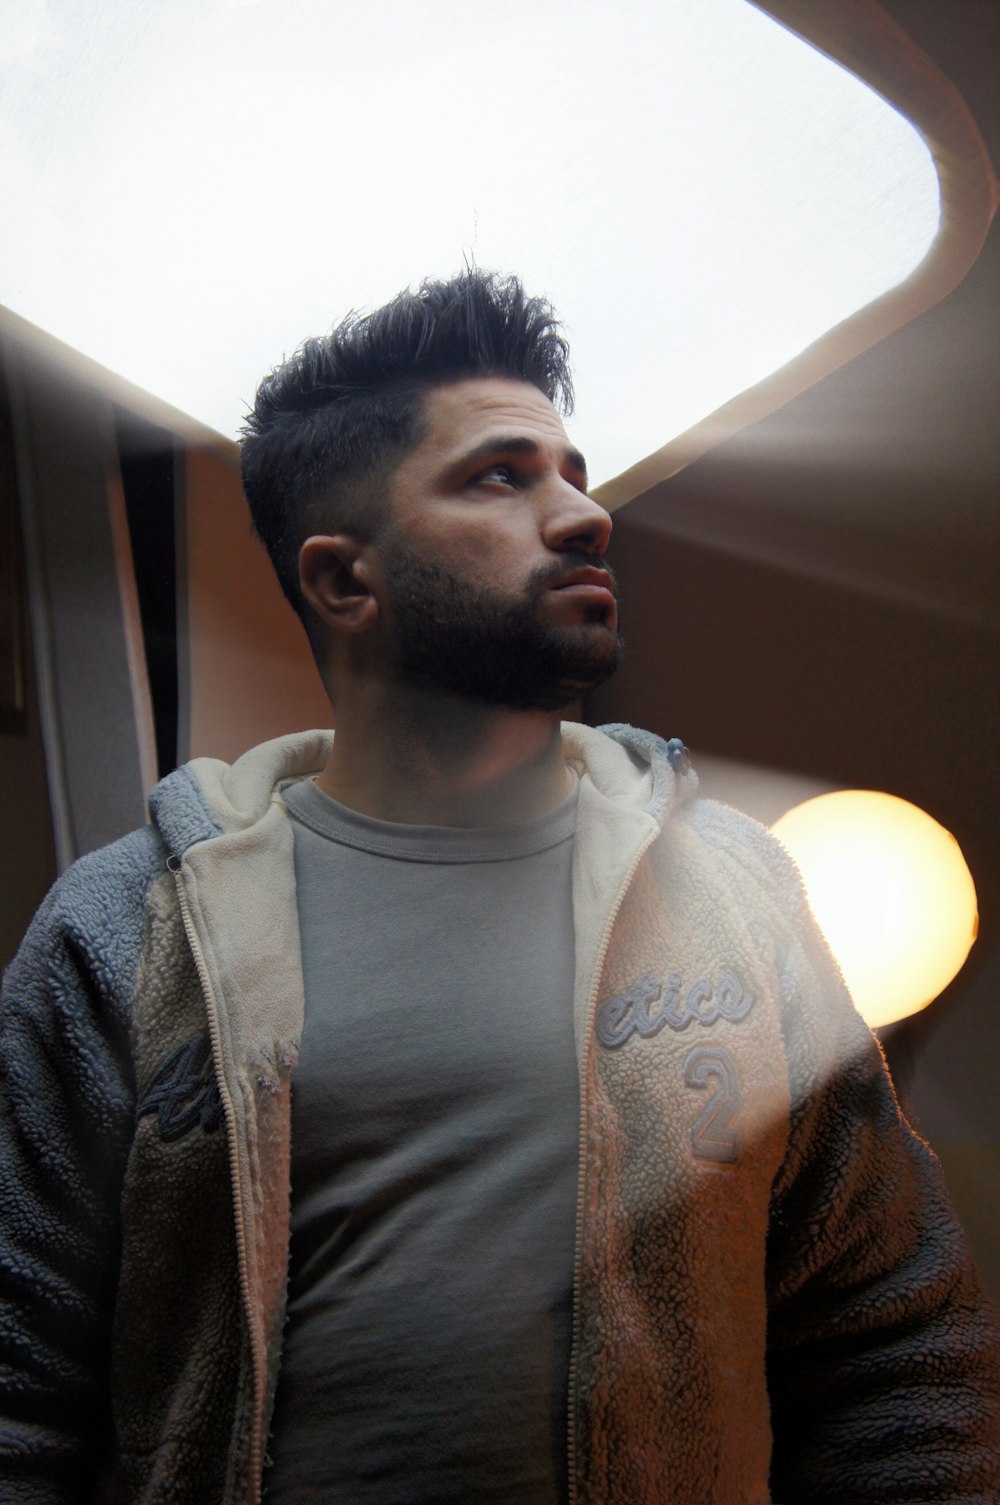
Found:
[238,268,575,638]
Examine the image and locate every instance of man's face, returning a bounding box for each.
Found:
[373,378,622,710]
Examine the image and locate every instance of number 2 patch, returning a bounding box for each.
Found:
[684,1045,741,1164]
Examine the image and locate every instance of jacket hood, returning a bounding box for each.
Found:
[148,722,698,861]
[566,722,698,824]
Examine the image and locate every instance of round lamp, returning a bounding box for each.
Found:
[770,790,978,1030]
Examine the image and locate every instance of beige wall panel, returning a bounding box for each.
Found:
[182,445,331,764]
[5,340,154,867]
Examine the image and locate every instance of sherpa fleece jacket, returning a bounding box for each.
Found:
[1,723,998,1505]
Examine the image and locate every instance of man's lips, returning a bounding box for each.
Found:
[547,566,618,605]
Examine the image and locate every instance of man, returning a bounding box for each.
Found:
[1,270,997,1504]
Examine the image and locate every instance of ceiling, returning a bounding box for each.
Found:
[0,0,944,488]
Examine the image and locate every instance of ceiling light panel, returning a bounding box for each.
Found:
[0,0,939,484]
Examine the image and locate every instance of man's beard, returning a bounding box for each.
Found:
[380,542,624,711]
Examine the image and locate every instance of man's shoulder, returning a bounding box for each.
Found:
[52,822,167,920]
[680,792,784,862]
[666,791,812,927]
[689,785,806,861]
[5,824,167,1001]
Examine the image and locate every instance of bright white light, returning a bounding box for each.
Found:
[772,791,978,1030]
[0,0,939,483]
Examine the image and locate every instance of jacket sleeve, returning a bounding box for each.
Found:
[763,853,1000,1504]
[0,837,152,1503]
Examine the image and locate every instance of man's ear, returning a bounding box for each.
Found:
[299,535,380,635]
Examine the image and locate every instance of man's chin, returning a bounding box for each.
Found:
[498,635,624,712]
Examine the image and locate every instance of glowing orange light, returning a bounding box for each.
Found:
[771,791,978,1029]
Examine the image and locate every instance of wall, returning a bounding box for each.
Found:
[180,444,331,764]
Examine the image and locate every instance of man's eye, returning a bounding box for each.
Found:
[474,464,516,487]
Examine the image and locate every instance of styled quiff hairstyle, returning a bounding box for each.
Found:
[239,268,575,634]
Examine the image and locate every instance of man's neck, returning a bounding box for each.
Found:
[314,681,574,827]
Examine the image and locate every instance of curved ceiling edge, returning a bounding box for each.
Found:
[593,0,999,514]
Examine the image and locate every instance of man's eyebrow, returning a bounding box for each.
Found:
[449,435,589,486]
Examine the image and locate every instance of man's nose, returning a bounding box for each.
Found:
[541,481,613,556]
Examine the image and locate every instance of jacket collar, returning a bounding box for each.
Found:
[149,722,696,859]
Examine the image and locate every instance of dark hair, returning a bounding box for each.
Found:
[239,268,574,632]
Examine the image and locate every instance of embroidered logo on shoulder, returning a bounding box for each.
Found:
[136,1033,224,1142]
[596,969,754,1049]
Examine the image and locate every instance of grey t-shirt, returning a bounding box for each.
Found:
[265,777,580,1504]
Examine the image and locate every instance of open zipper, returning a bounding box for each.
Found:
[169,855,266,1505]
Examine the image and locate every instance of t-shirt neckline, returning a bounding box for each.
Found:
[281,771,579,865]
